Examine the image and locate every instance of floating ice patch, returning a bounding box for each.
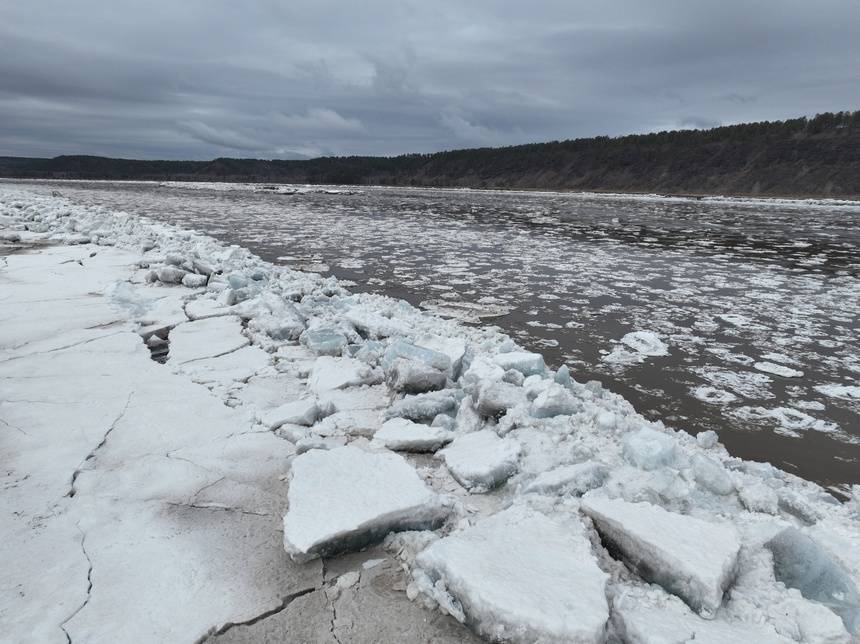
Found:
[815,384,860,400]
[754,361,804,378]
[283,446,448,562]
[692,385,738,405]
[412,506,609,643]
[732,406,840,438]
[603,331,668,366]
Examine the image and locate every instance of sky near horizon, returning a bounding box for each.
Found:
[1,1,859,160]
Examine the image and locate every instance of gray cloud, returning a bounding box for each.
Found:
[1,0,859,159]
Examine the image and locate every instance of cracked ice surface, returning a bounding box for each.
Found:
[3,184,860,643]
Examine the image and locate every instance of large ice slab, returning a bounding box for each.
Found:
[283,446,448,562]
[581,496,740,617]
[413,506,609,643]
[439,430,521,492]
[167,315,248,364]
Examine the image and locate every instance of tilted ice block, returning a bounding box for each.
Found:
[440,430,521,492]
[581,496,740,618]
[530,383,581,418]
[475,381,528,417]
[384,388,465,421]
[382,339,452,373]
[258,398,320,429]
[386,358,447,393]
[346,309,410,338]
[373,418,455,452]
[413,506,609,643]
[766,527,860,635]
[415,334,467,378]
[622,427,679,471]
[300,327,348,356]
[283,446,448,562]
[492,351,546,377]
[524,461,609,496]
[307,356,383,392]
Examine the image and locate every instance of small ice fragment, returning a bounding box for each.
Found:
[181,273,208,288]
[283,446,448,562]
[440,430,521,492]
[696,430,719,449]
[156,266,187,284]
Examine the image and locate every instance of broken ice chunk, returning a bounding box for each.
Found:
[181,273,208,288]
[692,454,735,496]
[384,389,465,421]
[415,335,467,379]
[258,398,320,429]
[622,427,679,471]
[475,381,528,417]
[523,461,609,496]
[300,327,348,356]
[386,358,447,393]
[492,351,546,377]
[766,528,860,635]
[382,339,452,373]
[307,356,383,392]
[413,505,609,643]
[294,436,347,454]
[373,418,454,452]
[283,446,448,562]
[530,383,580,418]
[581,496,740,618]
[156,265,187,284]
[440,430,521,492]
[738,482,779,514]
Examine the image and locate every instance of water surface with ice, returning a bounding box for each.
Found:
[11,180,859,493]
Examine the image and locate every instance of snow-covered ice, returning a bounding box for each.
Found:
[412,506,609,643]
[439,430,521,492]
[373,418,455,452]
[283,446,448,562]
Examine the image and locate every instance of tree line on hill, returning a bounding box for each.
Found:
[2,111,858,198]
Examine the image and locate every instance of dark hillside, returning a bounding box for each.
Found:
[2,111,859,197]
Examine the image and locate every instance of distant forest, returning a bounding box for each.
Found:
[2,111,859,198]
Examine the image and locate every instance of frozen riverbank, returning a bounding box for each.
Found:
[2,184,860,642]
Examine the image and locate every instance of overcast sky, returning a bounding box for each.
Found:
[1,1,858,160]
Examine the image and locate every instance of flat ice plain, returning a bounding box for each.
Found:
[2,183,860,643]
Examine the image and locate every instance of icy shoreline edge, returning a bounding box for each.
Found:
[2,184,859,643]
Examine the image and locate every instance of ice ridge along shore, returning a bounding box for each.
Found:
[1,184,860,643]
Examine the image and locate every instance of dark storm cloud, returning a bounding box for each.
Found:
[1,0,859,159]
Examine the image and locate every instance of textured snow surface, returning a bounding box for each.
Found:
[3,184,860,644]
[283,446,448,562]
[413,506,609,643]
